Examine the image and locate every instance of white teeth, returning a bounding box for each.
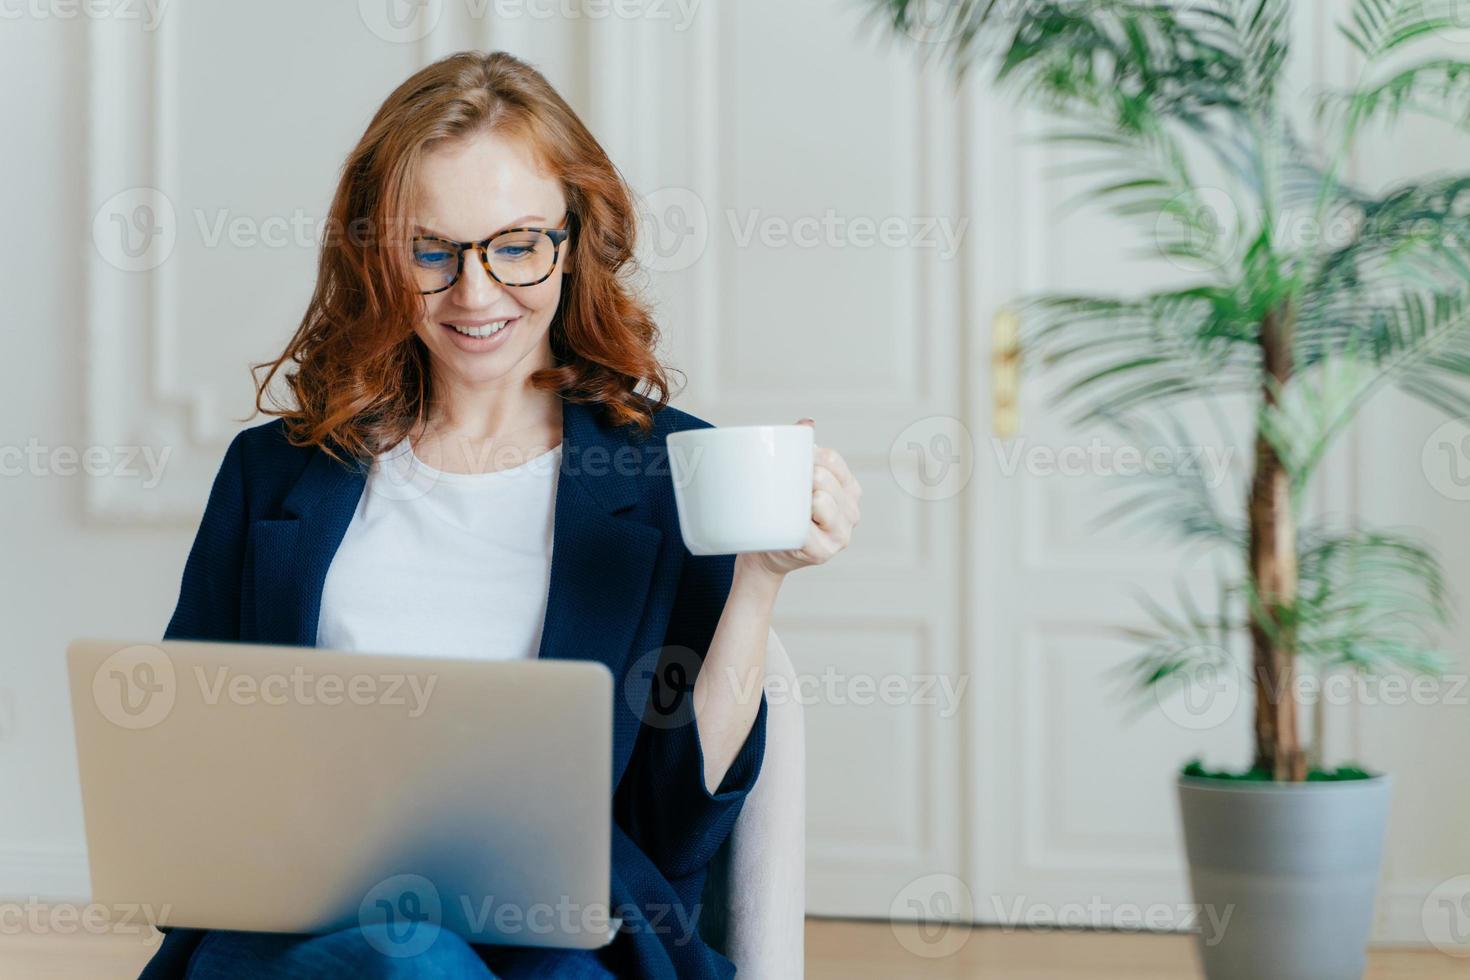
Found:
[449,319,510,338]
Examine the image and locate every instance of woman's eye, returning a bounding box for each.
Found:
[414,249,452,266]
[494,245,533,260]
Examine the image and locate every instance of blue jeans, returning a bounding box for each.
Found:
[182,925,618,979]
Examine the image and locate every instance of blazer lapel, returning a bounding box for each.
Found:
[249,399,664,687]
[535,400,664,684]
[248,447,368,646]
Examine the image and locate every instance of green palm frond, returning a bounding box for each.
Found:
[869,0,1467,767]
[863,0,1022,76]
[1220,0,1292,110]
[1263,293,1470,502]
[1087,411,1246,552]
[1292,525,1452,671]
[1312,176,1470,292]
[1024,289,1261,422]
[996,1,1249,128]
[1294,290,1470,417]
[1114,572,1246,695]
[1256,354,1375,505]
[1339,0,1463,62]
[1322,59,1470,132]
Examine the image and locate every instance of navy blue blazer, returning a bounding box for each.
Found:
[138,396,769,980]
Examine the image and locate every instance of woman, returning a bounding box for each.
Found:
[140,50,860,980]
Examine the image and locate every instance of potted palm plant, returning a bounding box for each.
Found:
[871,1,1470,977]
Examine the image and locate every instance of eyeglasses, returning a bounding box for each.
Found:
[410,214,572,294]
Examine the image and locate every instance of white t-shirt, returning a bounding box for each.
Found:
[315,435,562,661]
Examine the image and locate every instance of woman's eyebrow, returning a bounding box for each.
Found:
[415,216,547,239]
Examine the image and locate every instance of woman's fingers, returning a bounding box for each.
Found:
[815,445,859,494]
[814,458,861,525]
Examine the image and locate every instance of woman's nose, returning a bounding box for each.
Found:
[452,248,507,306]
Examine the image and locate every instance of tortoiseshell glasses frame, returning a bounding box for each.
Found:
[410,213,573,294]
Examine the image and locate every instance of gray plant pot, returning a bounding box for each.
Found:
[1176,773,1393,980]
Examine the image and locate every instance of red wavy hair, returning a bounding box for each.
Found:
[250,50,676,464]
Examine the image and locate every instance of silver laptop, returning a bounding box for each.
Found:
[67,637,619,950]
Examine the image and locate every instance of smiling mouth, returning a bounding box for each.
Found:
[445,318,515,338]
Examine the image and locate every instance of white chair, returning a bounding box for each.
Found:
[699,627,806,978]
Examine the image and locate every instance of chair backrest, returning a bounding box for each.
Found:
[698,626,806,978]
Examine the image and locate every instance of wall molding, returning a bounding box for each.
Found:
[0,847,91,903]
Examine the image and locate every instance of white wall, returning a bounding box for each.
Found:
[1,0,1466,949]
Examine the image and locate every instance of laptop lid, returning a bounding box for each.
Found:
[67,637,619,951]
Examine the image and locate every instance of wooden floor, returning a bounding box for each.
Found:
[808,920,1470,979]
[1,918,1466,978]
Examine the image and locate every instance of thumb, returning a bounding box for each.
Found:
[796,417,815,427]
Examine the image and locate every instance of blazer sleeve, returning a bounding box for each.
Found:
[163,430,249,643]
[614,549,770,881]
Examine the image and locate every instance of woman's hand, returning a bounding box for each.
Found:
[738,418,861,581]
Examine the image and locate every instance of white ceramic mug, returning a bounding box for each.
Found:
[667,425,814,555]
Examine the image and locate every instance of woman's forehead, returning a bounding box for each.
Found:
[414,131,565,238]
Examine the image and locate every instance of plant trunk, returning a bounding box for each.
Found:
[1249,303,1306,782]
